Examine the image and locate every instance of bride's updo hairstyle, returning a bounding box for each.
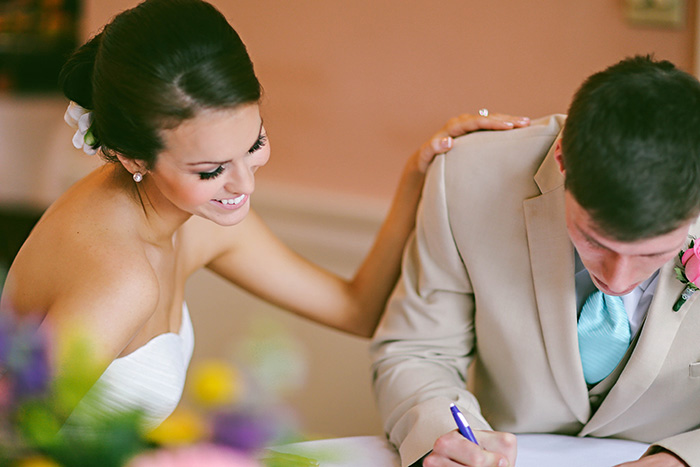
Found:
[59,0,261,167]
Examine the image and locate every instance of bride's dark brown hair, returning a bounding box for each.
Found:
[59,0,261,168]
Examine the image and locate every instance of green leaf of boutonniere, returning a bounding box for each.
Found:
[675,266,688,284]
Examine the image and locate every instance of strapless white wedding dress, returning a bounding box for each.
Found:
[63,303,195,430]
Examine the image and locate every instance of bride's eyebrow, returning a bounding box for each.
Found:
[186,120,264,166]
[187,158,231,167]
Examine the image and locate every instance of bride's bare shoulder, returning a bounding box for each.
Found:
[4,168,158,315]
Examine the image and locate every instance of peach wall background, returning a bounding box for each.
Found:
[83,1,697,201]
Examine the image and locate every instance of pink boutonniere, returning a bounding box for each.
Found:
[674,237,700,311]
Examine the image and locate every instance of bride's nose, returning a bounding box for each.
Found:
[224,161,255,194]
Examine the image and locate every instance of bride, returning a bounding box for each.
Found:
[0,0,528,428]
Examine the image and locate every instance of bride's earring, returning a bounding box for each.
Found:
[133,172,143,183]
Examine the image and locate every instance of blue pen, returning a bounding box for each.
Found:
[450,403,479,445]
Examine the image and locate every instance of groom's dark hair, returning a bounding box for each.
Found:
[561,55,700,241]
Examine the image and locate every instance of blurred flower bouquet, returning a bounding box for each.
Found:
[0,307,154,467]
[0,307,148,467]
[0,306,319,467]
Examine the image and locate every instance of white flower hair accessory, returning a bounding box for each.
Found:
[64,101,99,156]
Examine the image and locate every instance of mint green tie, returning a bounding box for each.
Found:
[577,291,631,385]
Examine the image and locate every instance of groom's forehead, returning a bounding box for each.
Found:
[566,198,687,254]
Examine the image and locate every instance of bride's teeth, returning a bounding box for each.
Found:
[219,194,246,206]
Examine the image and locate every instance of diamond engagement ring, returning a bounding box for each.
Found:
[478,108,489,117]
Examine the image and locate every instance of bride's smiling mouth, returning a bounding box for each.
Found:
[212,193,247,208]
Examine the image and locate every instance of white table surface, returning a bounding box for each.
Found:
[272,434,650,467]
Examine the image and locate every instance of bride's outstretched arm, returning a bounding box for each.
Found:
[207,112,529,337]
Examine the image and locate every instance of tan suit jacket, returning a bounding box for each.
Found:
[371,115,700,467]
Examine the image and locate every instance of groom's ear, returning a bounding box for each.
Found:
[554,140,565,176]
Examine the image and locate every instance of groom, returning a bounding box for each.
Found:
[371,56,700,467]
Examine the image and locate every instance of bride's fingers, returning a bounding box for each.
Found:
[443,113,530,137]
[414,136,453,172]
[485,112,531,127]
[413,112,531,173]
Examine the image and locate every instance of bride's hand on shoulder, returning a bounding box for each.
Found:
[413,111,531,173]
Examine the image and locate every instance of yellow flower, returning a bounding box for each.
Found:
[15,455,62,467]
[146,408,208,446]
[190,360,243,407]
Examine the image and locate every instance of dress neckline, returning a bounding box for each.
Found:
[115,303,192,361]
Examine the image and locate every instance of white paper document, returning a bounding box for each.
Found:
[272,434,649,467]
[515,433,648,466]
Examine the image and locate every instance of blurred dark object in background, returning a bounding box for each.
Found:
[0,206,43,279]
[0,0,81,94]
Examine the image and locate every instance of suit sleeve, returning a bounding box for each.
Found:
[370,155,490,467]
[650,429,700,466]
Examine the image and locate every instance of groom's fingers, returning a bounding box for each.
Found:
[425,430,514,467]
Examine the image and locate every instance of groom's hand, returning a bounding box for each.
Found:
[615,451,688,467]
[423,429,516,467]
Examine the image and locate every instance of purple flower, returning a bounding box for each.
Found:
[0,312,51,399]
[211,411,276,453]
[0,312,12,367]
[13,336,50,397]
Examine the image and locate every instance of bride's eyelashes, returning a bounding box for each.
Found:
[197,133,268,181]
[247,133,267,154]
[199,165,225,180]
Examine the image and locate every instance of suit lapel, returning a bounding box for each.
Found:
[524,185,591,423]
[522,134,592,423]
[581,251,698,435]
